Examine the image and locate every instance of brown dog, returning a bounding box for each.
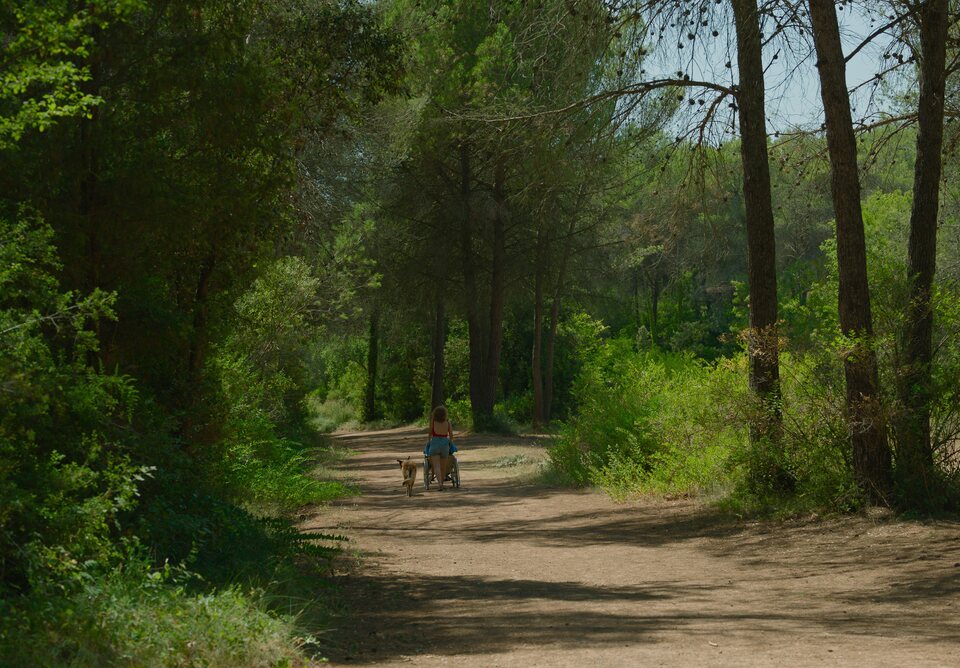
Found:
[397,458,417,496]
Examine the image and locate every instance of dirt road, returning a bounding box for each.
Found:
[306,427,960,667]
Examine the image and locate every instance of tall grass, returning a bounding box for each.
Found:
[309,395,357,433]
[2,560,310,668]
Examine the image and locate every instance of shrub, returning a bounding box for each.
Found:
[776,191,960,510]
[551,336,865,510]
[327,360,366,417]
[208,257,351,514]
[0,212,146,594]
[550,340,681,488]
[444,397,474,431]
[484,405,520,435]
[0,557,311,668]
[498,391,533,427]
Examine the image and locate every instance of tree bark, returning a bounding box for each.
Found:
[458,142,486,419]
[648,272,661,345]
[79,116,101,293]
[430,295,446,411]
[187,253,216,386]
[362,307,379,422]
[731,0,786,487]
[479,163,508,420]
[897,0,948,502]
[544,289,561,422]
[78,111,104,369]
[809,0,892,503]
[531,227,546,427]
[543,213,577,423]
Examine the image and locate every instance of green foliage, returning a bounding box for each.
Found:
[0,216,351,667]
[0,1,141,149]
[0,212,146,593]
[548,335,871,511]
[308,394,358,434]
[474,405,521,435]
[496,392,533,427]
[3,0,401,658]
[550,339,743,497]
[778,189,960,509]
[766,354,860,511]
[209,258,356,514]
[4,1,960,663]
[442,319,472,407]
[329,361,367,416]
[1,556,311,668]
[444,397,474,431]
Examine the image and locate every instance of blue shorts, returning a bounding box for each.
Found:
[426,437,451,457]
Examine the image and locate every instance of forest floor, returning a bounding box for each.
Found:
[303,426,960,667]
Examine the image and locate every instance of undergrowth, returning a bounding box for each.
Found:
[548,336,960,515]
[547,339,870,513]
[1,438,353,667]
[1,559,308,668]
[1,233,355,665]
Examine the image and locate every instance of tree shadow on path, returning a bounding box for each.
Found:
[314,428,960,664]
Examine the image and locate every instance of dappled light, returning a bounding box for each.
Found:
[316,430,960,665]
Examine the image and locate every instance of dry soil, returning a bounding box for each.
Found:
[303,427,960,667]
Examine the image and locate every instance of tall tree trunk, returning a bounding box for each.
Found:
[182,253,216,443]
[187,253,216,386]
[809,0,892,503]
[78,112,104,370]
[544,289,561,422]
[648,273,661,345]
[480,163,508,420]
[531,228,546,427]
[430,295,446,411]
[544,214,577,422]
[79,116,101,293]
[363,307,379,422]
[79,12,103,295]
[458,142,485,419]
[897,0,948,505]
[731,0,786,488]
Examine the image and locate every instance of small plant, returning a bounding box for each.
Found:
[493,454,533,468]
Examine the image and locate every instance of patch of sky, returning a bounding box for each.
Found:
[623,2,904,142]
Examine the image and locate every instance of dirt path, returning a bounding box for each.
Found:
[305,427,960,667]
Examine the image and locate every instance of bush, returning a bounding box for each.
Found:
[550,336,869,510]
[550,340,742,496]
[444,397,474,431]
[552,190,960,512]
[207,257,352,514]
[0,212,146,595]
[0,557,312,668]
[482,405,520,435]
[776,191,960,511]
[498,392,533,427]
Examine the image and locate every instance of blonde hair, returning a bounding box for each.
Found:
[431,405,448,422]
